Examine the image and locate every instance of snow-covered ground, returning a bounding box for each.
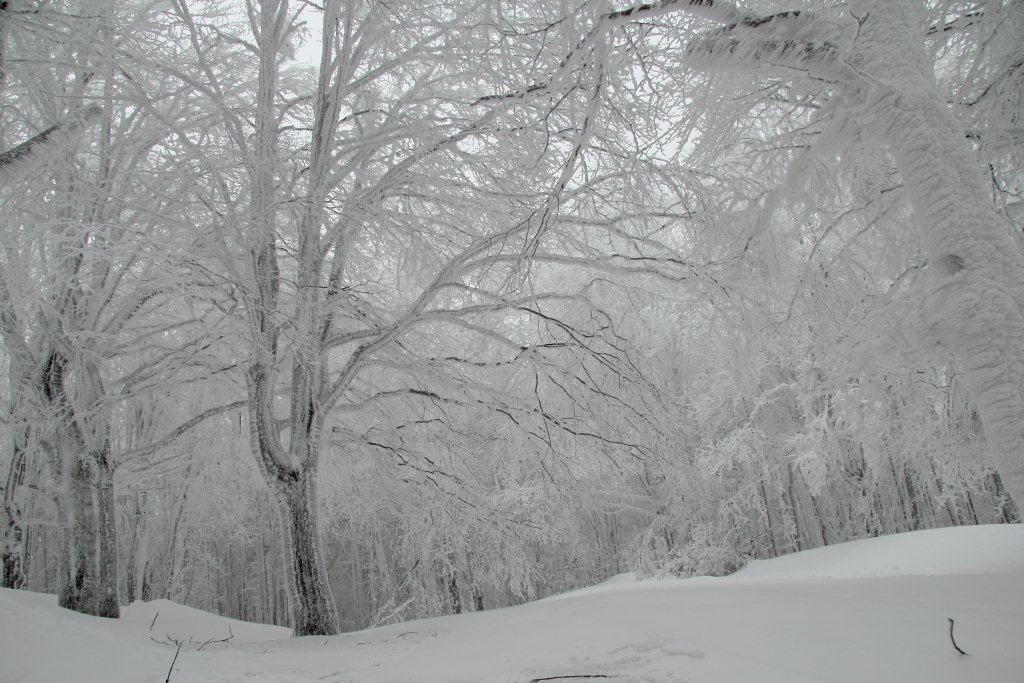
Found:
[2,524,1022,682]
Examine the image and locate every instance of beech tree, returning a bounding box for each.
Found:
[0,0,238,615]
[157,0,699,634]
[0,0,131,615]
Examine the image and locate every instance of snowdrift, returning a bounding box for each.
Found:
[2,523,1022,682]
[733,523,1024,579]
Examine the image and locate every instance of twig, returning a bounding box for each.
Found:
[196,624,235,652]
[947,618,968,655]
[164,641,183,682]
[529,676,613,682]
[150,612,160,631]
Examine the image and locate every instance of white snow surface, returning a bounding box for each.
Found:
[2,524,1022,682]
[733,523,1024,579]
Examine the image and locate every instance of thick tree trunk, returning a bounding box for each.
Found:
[854,1,1024,506]
[1,525,24,588]
[95,456,119,617]
[447,571,462,615]
[2,357,32,590]
[245,357,341,636]
[58,456,99,613]
[55,451,118,618]
[46,352,119,618]
[276,470,339,636]
[1,425,28,589]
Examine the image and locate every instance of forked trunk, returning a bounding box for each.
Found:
[246,360,340,636]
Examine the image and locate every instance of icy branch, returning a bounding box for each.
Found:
[0,105,103,183]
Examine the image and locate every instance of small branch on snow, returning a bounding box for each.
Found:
[197,624,234,651]
[947,618,968,655]
[529,676,614,682]
[164,640,183,682]
[150,611,159,631]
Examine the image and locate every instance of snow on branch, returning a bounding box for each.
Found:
[476,0,743,105]
[684,34,842,77]
[0,105,103,183]
[475,1,850,106]
[927,10,985,36]
[117,400,247,466]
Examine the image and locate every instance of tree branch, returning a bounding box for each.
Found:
[116,400,247,464]
[0,105,103,180]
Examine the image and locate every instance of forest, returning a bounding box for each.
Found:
[0,0,1021,659]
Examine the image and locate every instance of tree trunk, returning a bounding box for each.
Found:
[55,451,118,618]
[276,470,339,636]
[2,356,32,590]
[854,0,1024,506]
[58,456,99,613]
[447,571,462,615]
[1,423,28,589]
[759,480,779,557]
[986,471,1020,523]
[46,351,119,618]
[95,455,119,617]
[133,512,150,603]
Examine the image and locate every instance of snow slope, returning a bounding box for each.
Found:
[734,522,1024,579]
[2,524,1022,683]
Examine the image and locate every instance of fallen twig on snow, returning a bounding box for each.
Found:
[947,617,968,655]
[197,624,234,651]
[164,640,183,682]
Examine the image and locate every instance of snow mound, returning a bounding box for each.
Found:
[546,524,1024,602]
[122,598,287,644]
[0,590,288,683]
[735,523,1024,580]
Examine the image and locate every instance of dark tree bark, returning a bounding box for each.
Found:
[447,571,462,615]
[1,438,27,589]
[45,351,119,618]
[277,468,339,636]
[95,455,119,617]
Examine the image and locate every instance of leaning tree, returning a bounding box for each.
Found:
[499,0,1024,505]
